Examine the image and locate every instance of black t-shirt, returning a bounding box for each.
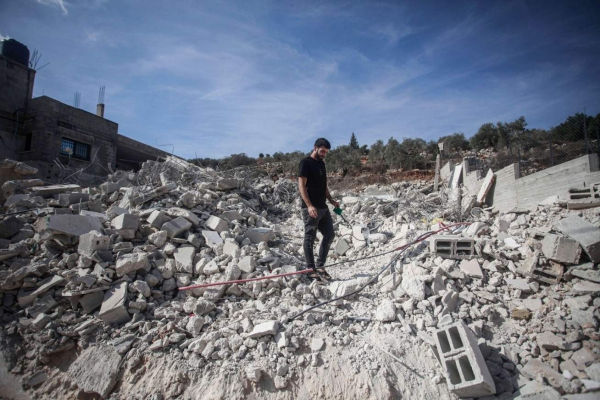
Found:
[298,156,327,208]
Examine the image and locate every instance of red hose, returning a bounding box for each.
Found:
[178,222,471,291]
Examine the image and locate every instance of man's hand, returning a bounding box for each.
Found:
[308,205,318,218]
[331,200,340,209]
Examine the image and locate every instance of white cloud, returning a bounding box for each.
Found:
[374,24,412,47]
[0,33,9,41]
[85,30,101,42]
[36,0,69,15]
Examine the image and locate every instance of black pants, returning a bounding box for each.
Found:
[302,207,335,269]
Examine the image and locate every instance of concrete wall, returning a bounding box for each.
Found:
[0,55,36,161]
[440,161,453,183]
[116,134,171,171]
[490,154,600,212]
[0,55,35,114]
[464,169,483,196]
[20,96,118,179]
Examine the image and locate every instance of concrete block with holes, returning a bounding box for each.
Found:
[77,231,110,256]
[433,320,496,397]
[429,235,475,259]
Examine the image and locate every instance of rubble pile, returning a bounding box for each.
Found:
[0,156,598,399]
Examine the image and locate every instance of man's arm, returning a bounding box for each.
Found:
[325,186,339,208]
[298,177,318,218]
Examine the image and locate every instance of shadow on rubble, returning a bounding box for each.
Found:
[480,342,521,399]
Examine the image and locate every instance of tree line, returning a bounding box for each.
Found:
[188,111,600,175]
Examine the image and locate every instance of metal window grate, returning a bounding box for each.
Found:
[60,138,90,161]
[60,139,74,156]
[74,142,89,159]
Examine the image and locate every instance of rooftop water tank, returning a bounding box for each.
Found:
[0,39,30,67]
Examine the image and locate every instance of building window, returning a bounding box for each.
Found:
[60,138,90,161]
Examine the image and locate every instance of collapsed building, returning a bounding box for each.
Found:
[0,146,598,399]
[0,38,171,184]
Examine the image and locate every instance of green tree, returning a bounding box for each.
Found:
[349,132,359,149]
[368,140,386,163]
[259,153,264,159]
[399,138,428,169]
[551,112,600,142]
[327,145,361,176]
[438,132,470,152]
[470,123,499,150]
[384,137,402,169]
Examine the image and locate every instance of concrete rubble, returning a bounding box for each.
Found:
[0,157,598,400]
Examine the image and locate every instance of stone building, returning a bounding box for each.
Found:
[0,39,171,183]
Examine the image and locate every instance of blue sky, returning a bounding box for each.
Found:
[1,0,599,159]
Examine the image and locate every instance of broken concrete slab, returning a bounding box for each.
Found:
[67,344,121,398]
[166,207,200,226]
[459,259,483,279]
[521,358,566,389]
[335,238,351,256]
[29,275,65,298]
[513,380,561,400]
[27,294,57,318]
[223,240,240,256]
[206,215,228,233]
[116,252,150,277]
[79,291,104,314]
[100,181,124,195]
[248,321,279,338]
[36,214,103,237]
[572,281,600,294]
[98,282,130,325]
[202,230,223,248]
[161,216,192,239]
[571,269,600,283]
[147,210,171,229]
[536,331,565,351]
[244,227,275,244]
[542,233,581,265]
[572,347,596,368]
[505,278,532,292]
[476,169,495,205]
[58,192,90,206]
[0,216,24,239]
[217,178,242,190]
[173,245,195,274]
[30,184,81,197]
[554,216,600,263]
[221,210,244,222]
[238,256,257,273]
[111,213,139,230]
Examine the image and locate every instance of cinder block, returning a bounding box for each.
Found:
[519,258,564,285]
[430,235,474,259]
[568,183,600,200]
[78,231,110,256]
[434,320,496,397]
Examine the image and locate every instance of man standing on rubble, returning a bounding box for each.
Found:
[298,138,339,280]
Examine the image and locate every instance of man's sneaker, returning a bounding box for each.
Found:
[315,267,332,281]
